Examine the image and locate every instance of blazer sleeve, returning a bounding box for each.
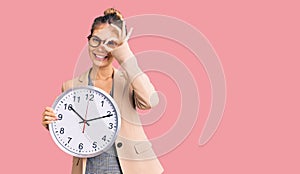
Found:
[119,53,159,110]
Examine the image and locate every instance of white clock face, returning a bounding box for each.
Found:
[49,86,121,158]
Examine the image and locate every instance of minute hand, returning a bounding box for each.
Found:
[79,114,113,124]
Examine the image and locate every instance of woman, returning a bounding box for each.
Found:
[42,8,164,174]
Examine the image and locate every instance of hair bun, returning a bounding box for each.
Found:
[104,8,123,20]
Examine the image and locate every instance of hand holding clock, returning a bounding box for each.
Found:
[42,107,58,129]
[42,105,92,129]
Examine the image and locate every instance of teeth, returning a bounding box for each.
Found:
[95,55,107,59]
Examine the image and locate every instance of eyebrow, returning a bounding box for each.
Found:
[91,35,107,42]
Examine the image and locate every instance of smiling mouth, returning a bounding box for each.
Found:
[95,54,108,60]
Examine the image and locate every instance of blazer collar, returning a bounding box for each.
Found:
[77,69,89,85]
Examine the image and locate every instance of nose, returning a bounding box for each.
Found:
[96,43,107,52]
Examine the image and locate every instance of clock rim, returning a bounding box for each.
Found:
[49,86,121,158]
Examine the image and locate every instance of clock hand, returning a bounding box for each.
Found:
[78,114,113,124]
[69,106,90,126]
[82,99,90,133]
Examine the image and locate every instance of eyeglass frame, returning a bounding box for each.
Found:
[88,35,119,48]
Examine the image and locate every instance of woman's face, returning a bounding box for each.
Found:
[88,23,119,68]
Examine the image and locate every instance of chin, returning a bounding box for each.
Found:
[92,57,113,67]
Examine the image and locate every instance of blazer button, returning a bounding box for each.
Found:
[117,142,122,148]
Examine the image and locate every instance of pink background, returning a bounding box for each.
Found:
[1,0,299,173]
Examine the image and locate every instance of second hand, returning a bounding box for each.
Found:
[82,99,90,133]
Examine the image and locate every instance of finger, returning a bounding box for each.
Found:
[124,27,133,42]
[104,37,119,45]
[102,44,114,52]
[43,111,57,118]
[42,113,57,123]
[121,20,126,40]
[42,118,57,125]
[110,24,122,40]
[43,120,55,125]
[104,37,119,48]
[44,116,57,121]
[45,106,54,112]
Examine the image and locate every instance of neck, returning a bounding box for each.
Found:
[91,65,114,81]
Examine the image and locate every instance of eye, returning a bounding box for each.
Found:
[106,40,118,47]
[92,37,100,42]
[89,36,101,47]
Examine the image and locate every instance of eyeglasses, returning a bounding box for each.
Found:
[88,36,119,49]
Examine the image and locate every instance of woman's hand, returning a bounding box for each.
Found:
[103,21,133,52]
[102,21,134,64]
[42,106,58,130]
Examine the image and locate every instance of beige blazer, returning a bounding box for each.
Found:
[62,66,164,174]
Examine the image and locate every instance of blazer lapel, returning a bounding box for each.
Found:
[113,68,126,112]
[76,69,89,87]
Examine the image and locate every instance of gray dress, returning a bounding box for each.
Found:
[85,69,122,174]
